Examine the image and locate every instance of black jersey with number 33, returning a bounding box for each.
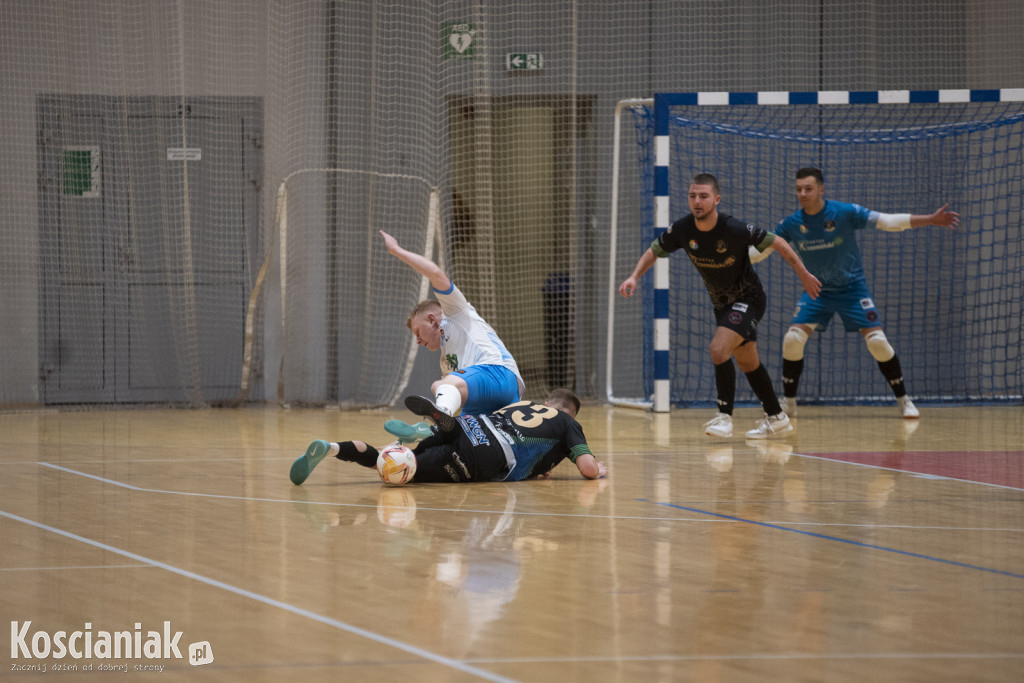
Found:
[411,401,592,483]
[654,213,769,309]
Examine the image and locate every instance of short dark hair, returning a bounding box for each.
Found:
[691,173,720,195]
[545,388,581,417]
[796,167,824,184]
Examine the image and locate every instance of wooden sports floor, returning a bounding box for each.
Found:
[2,403,1022,682]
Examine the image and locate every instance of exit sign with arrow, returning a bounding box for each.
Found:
[506,53,543,70]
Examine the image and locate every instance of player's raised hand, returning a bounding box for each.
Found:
[930,204,960,229]
[379,230,401,254]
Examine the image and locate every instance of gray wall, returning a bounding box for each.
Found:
[1,0,1021,405]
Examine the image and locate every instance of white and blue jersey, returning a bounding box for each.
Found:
[774,200,884,331]
[435,282,525,412]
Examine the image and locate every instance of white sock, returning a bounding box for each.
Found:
[433,384,462,416]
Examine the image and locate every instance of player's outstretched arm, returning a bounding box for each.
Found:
[875,204,960,232]
[575,453,608,479]
[911,203,960,229]
[619,248,658,298]
[768,236,822,299]
[380,230,452,292]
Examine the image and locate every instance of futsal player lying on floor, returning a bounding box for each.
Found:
[289,389,607,485]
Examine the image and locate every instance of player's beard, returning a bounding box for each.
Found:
[692,206,714,222]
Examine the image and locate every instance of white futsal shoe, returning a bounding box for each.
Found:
[704,413,733,438]
[745,412,794,440]
[898,396,920,419]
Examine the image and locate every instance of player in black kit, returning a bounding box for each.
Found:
[618,173,821,439]
[289,389,607,485]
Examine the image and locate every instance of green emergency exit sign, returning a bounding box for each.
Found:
[506,53,543,70]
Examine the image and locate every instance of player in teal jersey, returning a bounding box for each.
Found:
[759,167,959,418]
[289,389,607,485]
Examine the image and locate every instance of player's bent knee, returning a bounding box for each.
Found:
[864,329,895,362]
[782,327,810,361]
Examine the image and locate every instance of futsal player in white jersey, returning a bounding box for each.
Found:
[379,230,525,441]
[755,167,959,418]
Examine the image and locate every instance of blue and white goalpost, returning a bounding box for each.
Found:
[609,89,1024,412]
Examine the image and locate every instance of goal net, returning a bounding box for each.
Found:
[610,92,1024,409]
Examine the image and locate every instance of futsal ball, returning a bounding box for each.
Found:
[376,444,417,485]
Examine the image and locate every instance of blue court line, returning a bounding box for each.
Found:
[0,508,517,683]
[638,499,1024,580]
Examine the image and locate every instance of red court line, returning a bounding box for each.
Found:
[803,451,1024,489]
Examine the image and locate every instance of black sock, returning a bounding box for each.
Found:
[335,441,378,469]
[745,363,782,416]
[877,357,907,398]
[714,360,735,415]
[782,358,803,399]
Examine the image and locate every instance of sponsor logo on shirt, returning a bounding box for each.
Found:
[462,415,491,447]
[825,220,836,232]
[715,240,727,254]
[687,254,736,269]
[795,238,843,251]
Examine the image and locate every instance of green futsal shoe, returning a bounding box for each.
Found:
[289,439,332,485]
[384,419,434,444]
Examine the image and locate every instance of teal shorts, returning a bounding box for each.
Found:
[791,280,881,332]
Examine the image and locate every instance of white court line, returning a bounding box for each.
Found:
[0,455,295,466]
[32,463,1024,533]
[794,451,1024,492]
[0,508,517,683]
[0,564,152,571]
[465,652,1024,664]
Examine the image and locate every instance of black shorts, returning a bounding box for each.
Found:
[714,293,766,343]
[411,427,509,483]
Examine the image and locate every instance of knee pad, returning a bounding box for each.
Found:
[782,327,810,361]
[864,329,895,362]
